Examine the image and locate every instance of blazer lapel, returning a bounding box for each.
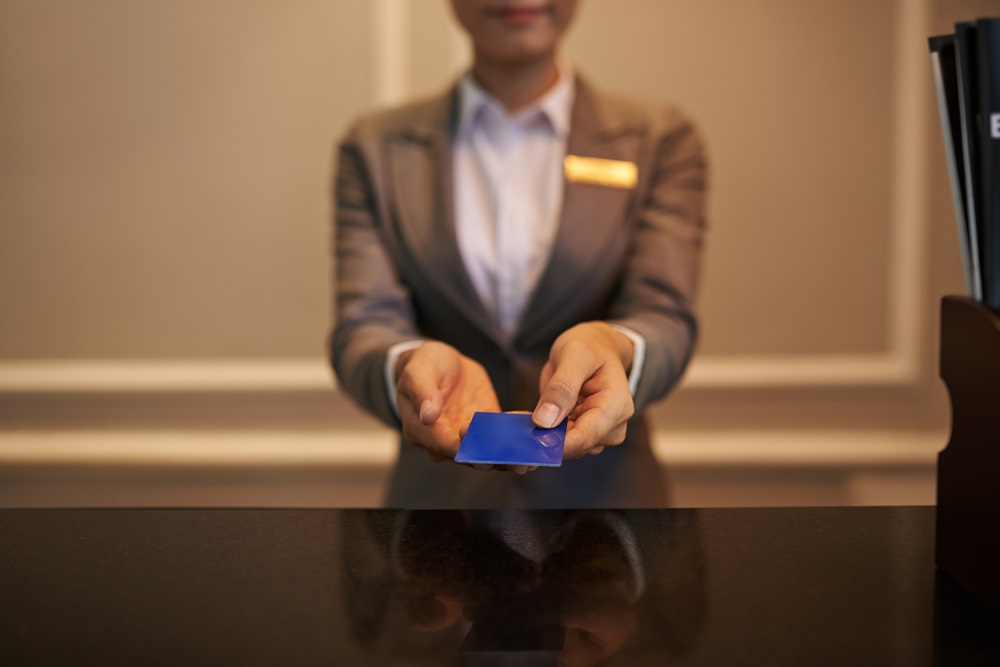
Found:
[387,89,504,346]
[515,78,645,348]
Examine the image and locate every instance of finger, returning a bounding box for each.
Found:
[397,396,425,446]
[537,361,555,394]
[398,398,458,462]
[559,606,637,664]
[396,358,443,425]
[563,408,626,459]
[419,399,441,425]
[563,419,625,458]
[408,593,464,633]
[533,351,599,429]
[398,385,441,425]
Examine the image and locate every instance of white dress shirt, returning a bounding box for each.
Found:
[384,68,645,413]
[452,69,573,334]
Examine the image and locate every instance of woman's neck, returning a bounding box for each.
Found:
[470,55,561,113]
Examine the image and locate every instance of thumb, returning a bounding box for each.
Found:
[397,355,443,425]
[533,362,589,429]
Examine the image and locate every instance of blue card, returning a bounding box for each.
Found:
[456,412,565,467]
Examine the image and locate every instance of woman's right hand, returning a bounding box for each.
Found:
[394,341,501,461]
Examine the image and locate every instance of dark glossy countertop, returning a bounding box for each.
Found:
[0,506,997,666]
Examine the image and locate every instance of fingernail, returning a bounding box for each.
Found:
[534,402,560,428]
[419,399,432,421]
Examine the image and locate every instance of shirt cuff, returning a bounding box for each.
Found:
[608,324,645,398]
[602,511,647,600]
[384,339,426,419]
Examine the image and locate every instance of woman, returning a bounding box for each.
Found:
[331,0,707,508]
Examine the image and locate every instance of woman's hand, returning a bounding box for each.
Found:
[533,322,635,459]
[395,341,501,461]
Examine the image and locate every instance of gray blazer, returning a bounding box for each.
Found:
[331,76,707,509]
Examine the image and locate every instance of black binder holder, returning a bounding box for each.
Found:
[936,295,1000,612]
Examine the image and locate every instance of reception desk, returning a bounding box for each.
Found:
[1,506,997,665]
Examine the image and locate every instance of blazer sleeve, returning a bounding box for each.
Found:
[330,123,419,427]
[607,108,708,414]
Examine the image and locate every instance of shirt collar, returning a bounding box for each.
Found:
[456,62,575,140]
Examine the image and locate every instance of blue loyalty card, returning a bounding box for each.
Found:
[455,412,566,467]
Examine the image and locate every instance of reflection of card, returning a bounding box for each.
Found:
[456,412,565,467]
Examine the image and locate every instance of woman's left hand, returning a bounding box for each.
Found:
[532,322,635,459]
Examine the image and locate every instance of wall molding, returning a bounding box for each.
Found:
[0,428,943,469]
[884,0,934,379]
[370,0,409,106]
[0,359,334,393]
[0,352,922,393]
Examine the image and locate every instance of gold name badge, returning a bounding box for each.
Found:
[564,155,638,189]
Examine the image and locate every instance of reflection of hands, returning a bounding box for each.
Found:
[398,513,640,664]
[398,513,540,632]
[558,596,637,667]
[544,517,640,667]
[394,342,501,461]
[533,322,635,459]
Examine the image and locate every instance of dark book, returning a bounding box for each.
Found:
[955,23,986,303]
[976,18,1000,310]
[930,34,979,298]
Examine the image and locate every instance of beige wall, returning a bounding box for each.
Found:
[0,0,989,506]
[567,0,897,357]
[0,0,369,358]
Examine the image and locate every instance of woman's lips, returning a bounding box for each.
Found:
[487,5,552,26]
